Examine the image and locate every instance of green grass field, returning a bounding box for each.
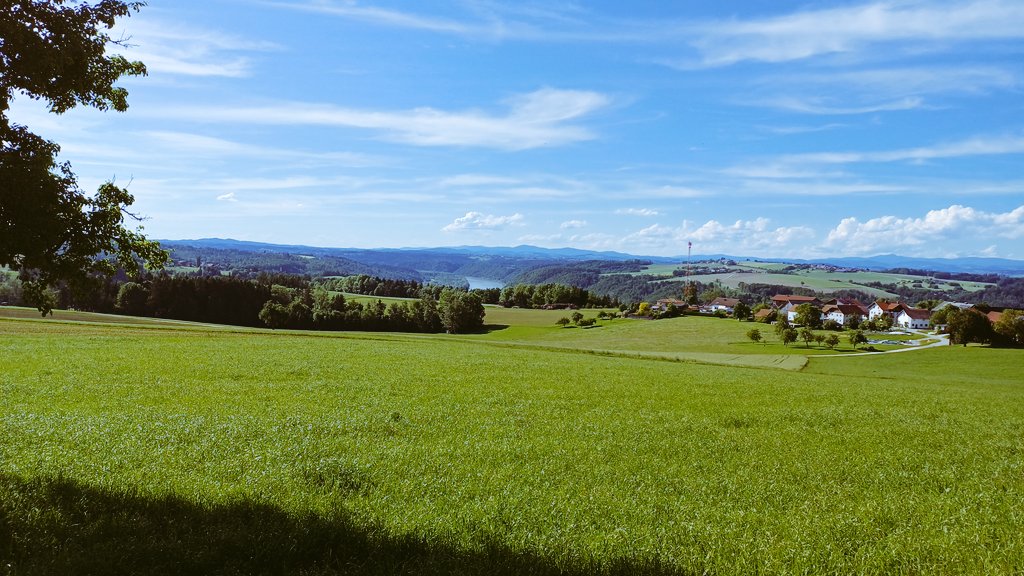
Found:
[1,314,1021,574]
[634,262,993,296]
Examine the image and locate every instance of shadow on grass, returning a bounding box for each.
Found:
[482,323,510,333]
[0,474,691,576]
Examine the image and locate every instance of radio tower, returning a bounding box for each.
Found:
[686,241,692,280]
[685,241,693,305]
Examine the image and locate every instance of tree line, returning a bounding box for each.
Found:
[111,275,485,334]
[497,283,618,309]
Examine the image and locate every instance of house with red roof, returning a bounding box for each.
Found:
[707,297,740,314]
[868,300,910,322]
[822,303,868,326]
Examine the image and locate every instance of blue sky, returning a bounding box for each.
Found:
[11,0,1024,258]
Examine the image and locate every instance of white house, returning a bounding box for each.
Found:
[868,301,907,321]
[896,308,932,330]
[707,297,740,314]
[822,304,867,326]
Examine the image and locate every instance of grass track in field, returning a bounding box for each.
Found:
[1,319,1022,574]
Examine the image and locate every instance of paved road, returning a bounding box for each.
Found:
[818,329,950,358]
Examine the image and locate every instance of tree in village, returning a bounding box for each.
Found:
[993,309,1024,346]
[1,0,167,314]
[848,330,867,350]
[930,306,954,328]
[794,303,823,329]
[799,326,815,348]
[946,307,993,346]
[781,328,797,347]
[746,328,762,344]
[555,317,571,328]
[733,300,751,321]
[824,333,840,350]
[874,313,894,332]
[774,316,791,337]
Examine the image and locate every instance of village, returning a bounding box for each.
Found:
[652,294,1008,335]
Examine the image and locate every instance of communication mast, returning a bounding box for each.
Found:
[684,241,693,305]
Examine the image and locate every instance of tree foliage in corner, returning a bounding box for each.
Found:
[1,0,167,314]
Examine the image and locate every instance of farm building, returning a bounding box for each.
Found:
[706,297,740,313]
[772,295,823,322]
[822,303,867,326]
[896,308,932,330]
[652,298,688,313]
[771,295,821,310]
[868,301,909,321]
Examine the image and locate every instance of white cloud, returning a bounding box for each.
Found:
[616,208,659,217]
[643,186,708,199]
[260,1,482,35]
[779,66,1019,98]
[560,219,587,229]
[145,131,383,167]
[683,218,816,251]
[159,88,610,150]
[757,96,925,115]
[518,233,566,244]
[826,204,1024,254]
[216,191,238,202]
[560,219,816,257]
[437,174,523,187]
[788,133,1024,165]
[689,0,1024,67]
[110,20,279,78]
[758,123,847,135]
[722,164,846,180]
[442,211,525,232]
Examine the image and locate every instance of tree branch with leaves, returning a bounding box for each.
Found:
[1,0,166,314]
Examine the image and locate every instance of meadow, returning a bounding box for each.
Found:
[1,312,1021,574]
[634,261,993,296]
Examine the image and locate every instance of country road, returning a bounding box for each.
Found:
[818,330,950,358]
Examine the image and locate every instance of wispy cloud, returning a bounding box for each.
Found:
[437,174,523,187]
[560,219,587,229]
[688,0,1024,67]
[826,204,1024,254]
[158,88,610,150]
[788,133,1024,165]
[776,66,1020,98]
[145,131,384,166]
[742,65,1019,117]
[756,96,925,116]
[758,123,847,135]
[259,1,484,35]
[616,208,659,217]
[111,20,279,78]
[442,211,525,232]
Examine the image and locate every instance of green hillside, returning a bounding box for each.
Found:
[1,314,1021,574]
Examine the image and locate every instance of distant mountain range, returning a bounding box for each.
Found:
[160,238,1024,276]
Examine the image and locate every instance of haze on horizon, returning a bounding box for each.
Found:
[11,0,1024,259]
